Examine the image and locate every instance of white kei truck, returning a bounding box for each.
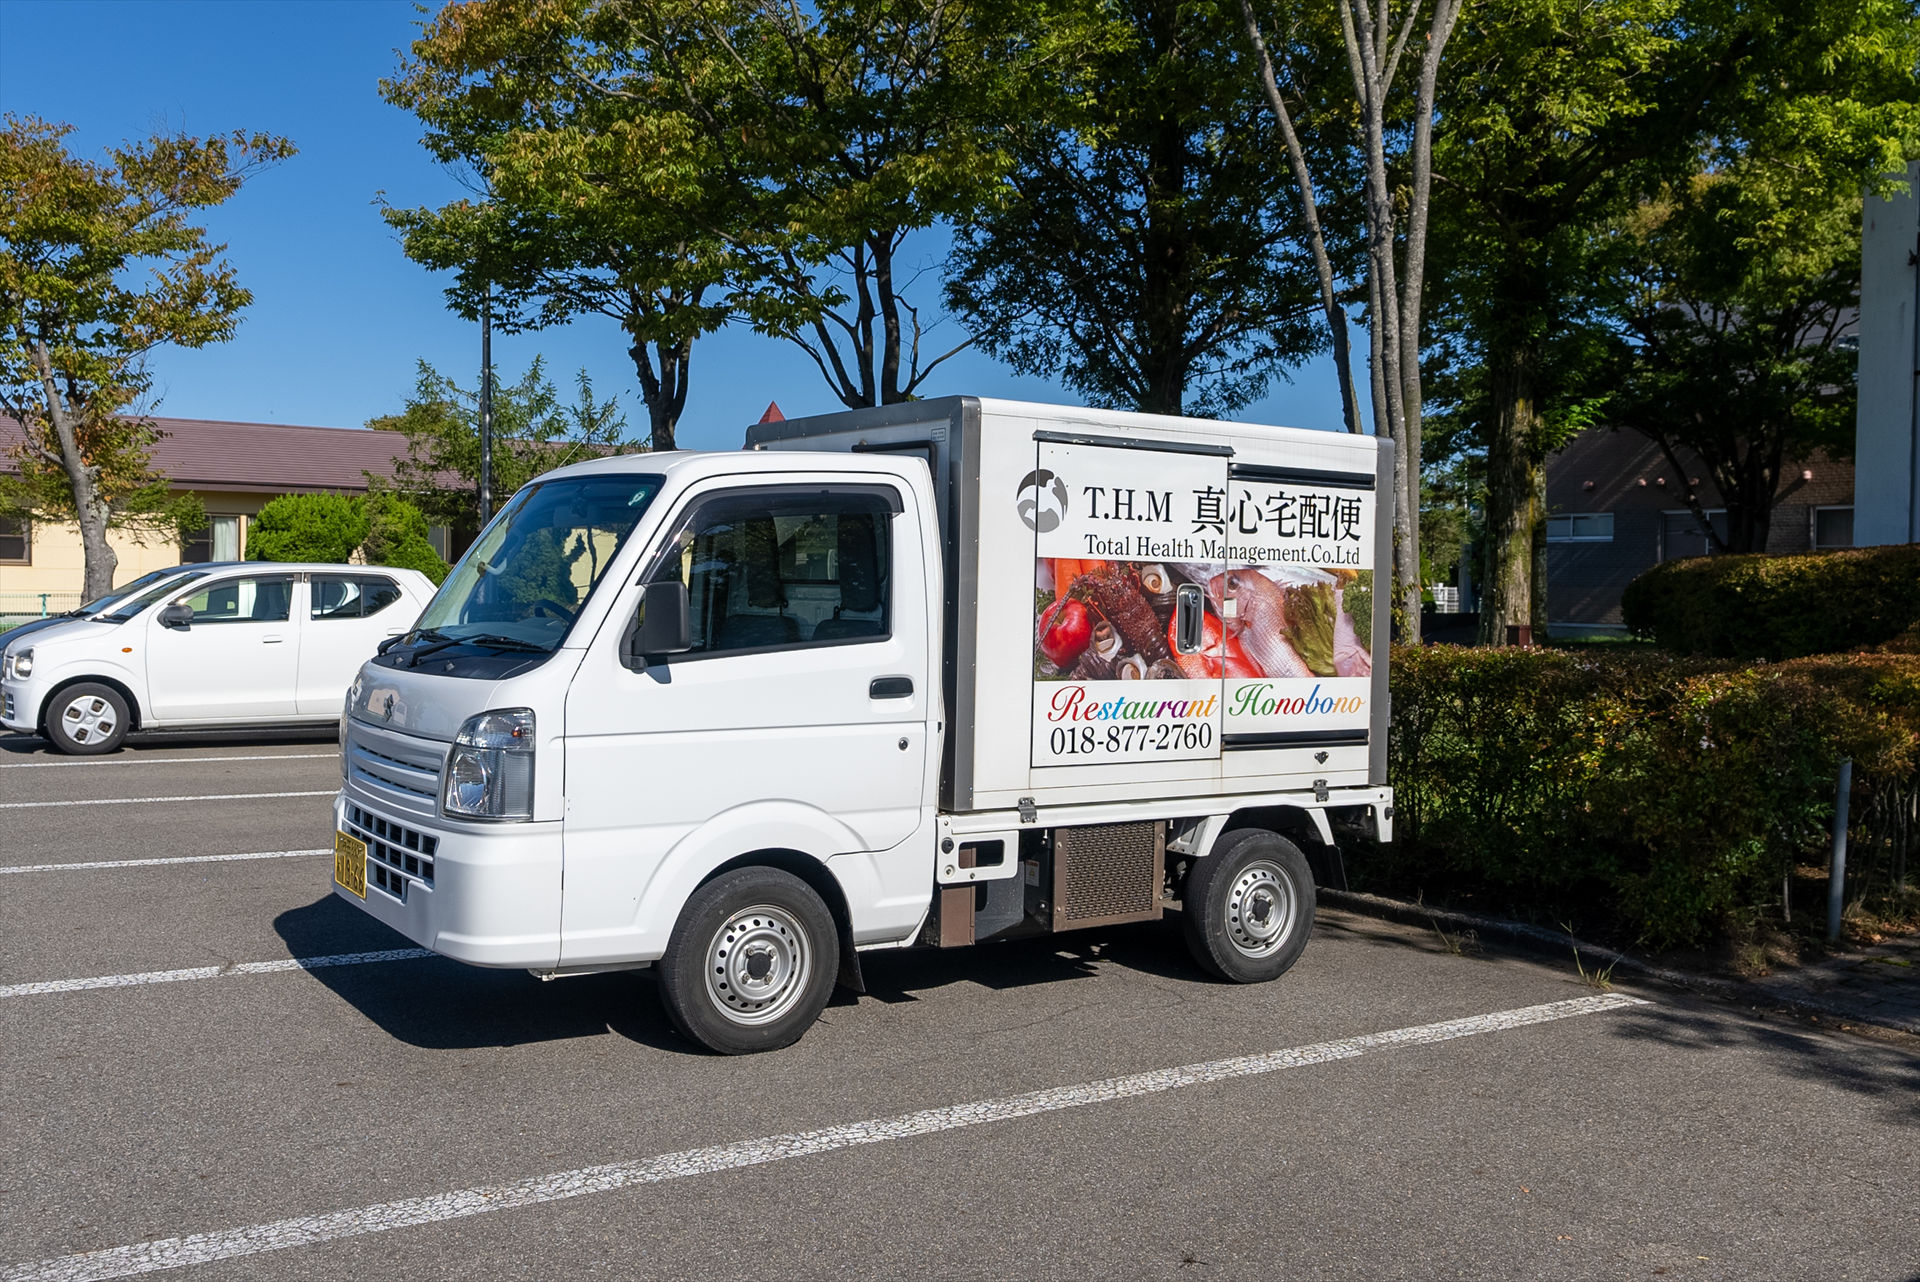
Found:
[331,398,1394,1053]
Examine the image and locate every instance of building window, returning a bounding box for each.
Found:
[1661,509,1727,561]
[0,516,29,565]
[1811,506,1853,550]
[1546,513,1614,543]
[182,514,242,563]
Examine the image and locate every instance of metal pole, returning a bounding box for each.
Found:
[479,289,494,527]
[1827,758,1854,943]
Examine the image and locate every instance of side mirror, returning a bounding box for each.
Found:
[158,602,193,630]
[623,581,692,670]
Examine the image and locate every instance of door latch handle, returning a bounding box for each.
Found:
[869,676,914,699]
[263,635,284,644]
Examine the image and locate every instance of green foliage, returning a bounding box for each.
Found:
[246,493,370,564]
[361,492,449,584]
[0,115,291,594]
[1372,645,1920,949]
[367,357,634,538]
[1621,545,1920,660]
[946,0,1322,417]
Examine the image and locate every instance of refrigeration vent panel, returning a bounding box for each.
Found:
[1052,821,1164,931]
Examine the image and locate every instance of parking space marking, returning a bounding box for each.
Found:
[0,790,333,810]
[0,848,330,875]
[0,753,335,769]
[0,948,433,998]
[2,993,1647,1282]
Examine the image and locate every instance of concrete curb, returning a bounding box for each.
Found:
[1320,888,1920,1038]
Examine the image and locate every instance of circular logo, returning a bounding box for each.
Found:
[1016,469,1069,533]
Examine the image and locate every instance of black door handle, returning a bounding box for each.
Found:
[870,676,914,699]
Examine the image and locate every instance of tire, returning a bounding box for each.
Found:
[658,866,840,1055]
[44,682,131,755]
[1182,828,1316,983]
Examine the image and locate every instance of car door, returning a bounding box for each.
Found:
[143,572,301,722]
[558,478,933,966]
[297,573,411,715]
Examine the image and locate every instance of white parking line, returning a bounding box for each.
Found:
[1,993,1647,1282]
[0,848,329,875]
[0,753,335,769]
[0,790,333,810]
[0,948,433,999]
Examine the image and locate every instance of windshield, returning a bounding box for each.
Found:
[414,473,665,651]
[80,568,185,616]
[101,571,209,622]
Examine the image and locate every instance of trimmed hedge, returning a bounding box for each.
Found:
[1367,645,1920,949]
[246,492,448,584]
[1621,543,1920,659]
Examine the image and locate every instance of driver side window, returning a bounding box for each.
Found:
[178,575,294,624]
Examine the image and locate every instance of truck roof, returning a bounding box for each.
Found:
[531,447,927,485]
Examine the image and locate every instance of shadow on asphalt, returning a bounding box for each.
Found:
[0,727,337,757]
[274,893,1216,1056]
[1606,997,1920,1126]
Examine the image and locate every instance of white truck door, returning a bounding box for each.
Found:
[557,478,932,967]
[1029,437,1228,769]
[1216,464,1378,755]
[144,572,301,722]
[296,573,410,715]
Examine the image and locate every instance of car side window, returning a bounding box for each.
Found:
[179,575,294,625]
[649,488,893,658]
[312,575,403,620]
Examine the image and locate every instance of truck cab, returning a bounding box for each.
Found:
[334,400,1393,1054]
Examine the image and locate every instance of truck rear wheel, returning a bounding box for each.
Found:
[1182,829,1315,983]
[658,866,840,1055]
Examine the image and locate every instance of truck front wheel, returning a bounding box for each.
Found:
[1182,829,1315,983]
[658,866,840,1055]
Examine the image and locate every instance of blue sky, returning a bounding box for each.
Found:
[0,0,1361,452]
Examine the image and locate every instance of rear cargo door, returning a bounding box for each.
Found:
[1028,436,1228,769]
[1215,463,1378,753]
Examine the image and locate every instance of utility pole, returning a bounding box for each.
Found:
[479,287,495,527]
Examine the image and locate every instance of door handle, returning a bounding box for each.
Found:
[869,676,914,699]
[263,635,284,644]
[1174,583,1205,654]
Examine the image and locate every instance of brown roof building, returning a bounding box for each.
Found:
[1542,427,1855,633]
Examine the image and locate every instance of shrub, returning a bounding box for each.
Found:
[361,492,448,584]
[1367,645,1920,950]
[1621,543,1920,659]
[245,493,369,564]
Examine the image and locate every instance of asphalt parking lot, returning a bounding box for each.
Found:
[2,733,1918,1282]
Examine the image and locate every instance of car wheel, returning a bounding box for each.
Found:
[1182,828,1316,983]
[658,866,840,1055]
[45,682,131,755]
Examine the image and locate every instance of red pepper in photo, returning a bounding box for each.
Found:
[1038,597,1092,669]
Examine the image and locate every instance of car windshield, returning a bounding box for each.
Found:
[101,571,209,622]
[79,568,185,616]
[414,473,666,651]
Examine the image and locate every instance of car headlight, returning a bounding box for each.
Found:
[7,648,31,680]
[441,708,535,821]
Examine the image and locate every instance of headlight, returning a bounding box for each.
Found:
[7,648,31,679]
[441,708,535,821]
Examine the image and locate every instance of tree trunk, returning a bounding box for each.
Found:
[1140,81,1189,416]
[1479,342,1541,644]
[32,340,117,599]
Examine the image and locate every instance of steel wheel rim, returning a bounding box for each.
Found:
[61,695,117,745]
[1225,859,1297,958]
[704,903,812,1027]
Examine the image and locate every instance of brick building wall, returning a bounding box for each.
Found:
[1543,427,1854,631]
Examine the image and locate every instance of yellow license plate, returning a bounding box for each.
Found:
[334,830,367,899]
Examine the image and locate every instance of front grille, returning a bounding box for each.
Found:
[345,803,438,903]
[1051,821,1165,930]
[348,741,441,800]
[2,690,14,719]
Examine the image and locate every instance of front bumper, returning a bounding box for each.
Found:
[331,791,565,969]
[0,677,39,732]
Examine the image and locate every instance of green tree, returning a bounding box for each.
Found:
[0,116,291,597]
[368,356,634,544]
[946,0,1322,417]
[362,491,450,584]
[246,493,370,563]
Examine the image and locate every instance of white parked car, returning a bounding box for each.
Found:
[0,562,437,754]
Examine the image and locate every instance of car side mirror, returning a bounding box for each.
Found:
[623,581,692,671]
[158,602,193,630]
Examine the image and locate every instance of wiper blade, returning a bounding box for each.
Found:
[458,633,550,652]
